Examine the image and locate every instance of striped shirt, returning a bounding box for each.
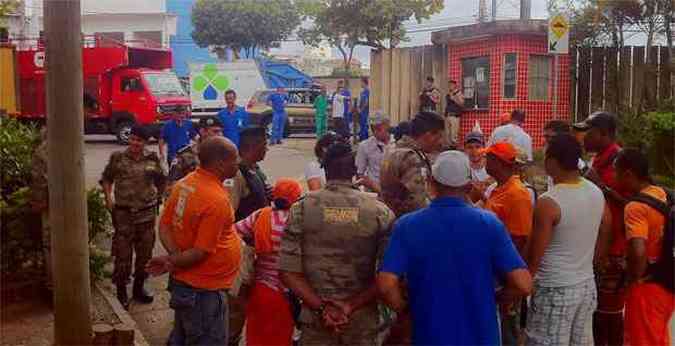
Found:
[235,208,290,291]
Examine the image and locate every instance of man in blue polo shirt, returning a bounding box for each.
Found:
[359,77,370,141]
[267,87,288,145]
[160,112,197,166]
[218,89,249,147]
[377,150,532,346]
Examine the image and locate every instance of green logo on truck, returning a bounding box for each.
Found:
[192,64,229,100]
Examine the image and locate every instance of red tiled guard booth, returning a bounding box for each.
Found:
[432,20,570,148]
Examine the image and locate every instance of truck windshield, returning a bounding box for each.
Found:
[144,73,186,97]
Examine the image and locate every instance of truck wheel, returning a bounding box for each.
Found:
[115,121,134,145]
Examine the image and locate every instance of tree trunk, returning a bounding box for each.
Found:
[44,0,93,344]
[665,0,673,99]
[336,42,350,76]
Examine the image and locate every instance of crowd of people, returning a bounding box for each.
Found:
[32,75,673,346]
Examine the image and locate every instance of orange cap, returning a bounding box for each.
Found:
[272,178,303,205]
[499,112,511,125]
[481,142,520,163]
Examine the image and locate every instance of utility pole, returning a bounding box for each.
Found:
[520,0,531,21]
[44,0,92,344]
[492,0,497,22]
[479,0,488,23]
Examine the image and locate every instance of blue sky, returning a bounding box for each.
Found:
[271,0,550,66]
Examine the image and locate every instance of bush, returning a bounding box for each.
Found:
[618,100,674,180]
[1,119,41,277]
[0,119,112,282]
[0,118,40,195]
[87,188,113,281]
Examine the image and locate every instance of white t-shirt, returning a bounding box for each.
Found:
[536,178,605,287]
[304,161,326,186]
[332,93,345,119]
[488,123,533,161]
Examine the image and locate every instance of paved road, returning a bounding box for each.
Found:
[85,135,316,345]
[84,135,316,188]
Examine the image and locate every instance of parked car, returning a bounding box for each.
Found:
[246,88,335,137]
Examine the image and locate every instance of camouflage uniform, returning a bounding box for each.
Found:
[379,135,432,217]
[30,138,50,288]
[101,149,166,286]
[279,181,396,346]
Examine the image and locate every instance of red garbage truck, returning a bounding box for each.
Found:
[1,36,191,144]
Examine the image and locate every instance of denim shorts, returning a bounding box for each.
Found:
[167,278,229,346]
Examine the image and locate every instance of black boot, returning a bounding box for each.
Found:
[132,278,154,304]
[116,284,129,310]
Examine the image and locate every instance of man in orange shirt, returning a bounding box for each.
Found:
[146,136,242,345]
[615,149,674,346]
[481,142,533,346]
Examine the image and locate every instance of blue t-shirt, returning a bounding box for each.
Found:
[380,197,526,346]
[217,106,249,147]
[359,88,370,116]
[267,92,287,113]
[340,89,351,116]
[161,119,196,163]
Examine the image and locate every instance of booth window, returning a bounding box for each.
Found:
[528,55,551,101]
[503,53,517,99]
[462,56,490,109]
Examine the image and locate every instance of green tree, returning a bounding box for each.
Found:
[1,0,22,32]
[191,0,301,60]
[0,0,21,16]
[298,0,444,74]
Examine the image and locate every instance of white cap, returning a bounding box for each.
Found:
[431,150,472,188]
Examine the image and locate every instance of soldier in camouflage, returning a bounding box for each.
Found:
[30,128,51,290]
[379,111,445,217]
[280,142,395,346]
[101,126,166,308]
[167,116,224,185]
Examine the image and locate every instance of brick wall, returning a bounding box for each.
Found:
[448,34,570,148]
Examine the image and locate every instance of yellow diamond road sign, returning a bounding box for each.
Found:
[549,14,569,54]
[550,15,569,39]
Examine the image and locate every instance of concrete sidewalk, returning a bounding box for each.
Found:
[94,139,315,345]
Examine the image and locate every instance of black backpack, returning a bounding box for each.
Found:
[630,188,674,292]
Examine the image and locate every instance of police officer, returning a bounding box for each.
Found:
[101,126,166,308]
[233,127,271,221]
[31,128,51,291]
[379,111,445,217]
[280,142,396,346]
[167,116,224,184]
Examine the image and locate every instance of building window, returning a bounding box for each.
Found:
[528,55,552,101]
[462,56,490,109]
[503,53,517,99]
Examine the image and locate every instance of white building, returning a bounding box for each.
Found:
[2,0,176,48]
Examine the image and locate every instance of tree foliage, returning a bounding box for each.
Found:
[561,0,671,50]
[0,0,21,17]
[191,0,301,59]
[298,0,444,71]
